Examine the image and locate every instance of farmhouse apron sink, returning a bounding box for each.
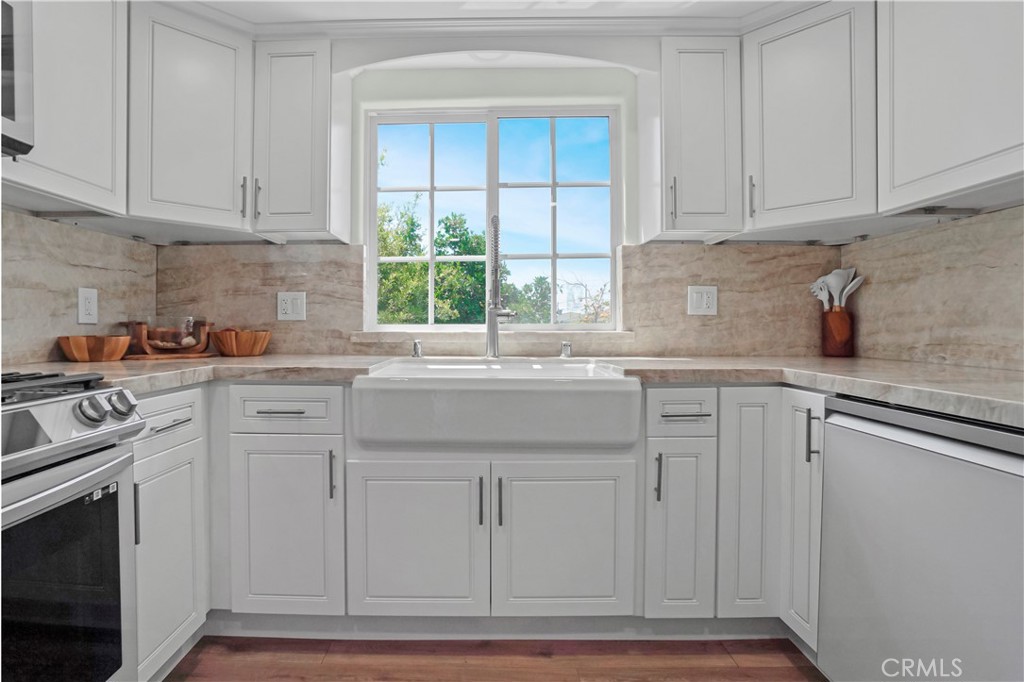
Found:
[353,358,641,448]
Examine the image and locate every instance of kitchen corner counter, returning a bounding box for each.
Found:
[6,355,1022,428]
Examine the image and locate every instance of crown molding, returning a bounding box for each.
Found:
[186,2,825,42]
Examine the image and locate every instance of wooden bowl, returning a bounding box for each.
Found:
[210,330,272,357]
[58,335,131,362]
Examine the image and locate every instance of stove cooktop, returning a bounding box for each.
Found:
[1,372,105,406]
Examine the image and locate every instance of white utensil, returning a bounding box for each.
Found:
[839,275,864,306]
[810,281,830,310]
[822,268,855,308]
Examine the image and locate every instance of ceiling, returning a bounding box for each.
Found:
[200,1,779,26]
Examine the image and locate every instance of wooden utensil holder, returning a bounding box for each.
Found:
[822,307,854,357]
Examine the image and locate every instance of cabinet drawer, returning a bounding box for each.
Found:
[646,388,717,437]
[135,387,205,461]
[229,385,344,434]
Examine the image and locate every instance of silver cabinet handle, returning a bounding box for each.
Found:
[134,482,141,545]
[255,409,306,415]
[497,477,503,527]
[748,175,756,218]
[661,412,713,420]
[478,476,484,526]
[152,416,192,434]
[670,175,678,221]
[254,177,262,218]
[328,449,336,499]
[806,412,822,463]
[655,452,664,502]
[241,176,248,218]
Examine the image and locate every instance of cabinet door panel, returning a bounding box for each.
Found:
[1,0,126,213]
[743,1,875,229]
[780,389,825,650]
[229,434,344,615]
[134,437,207,682]
[644,438,717,618]
[717,387,781,618]
[346,461,490,616]
[878,1,1024,211]
[129,3,252,230]
[660,37,743,235]
[252,40,331,234]
[492,460,635,616]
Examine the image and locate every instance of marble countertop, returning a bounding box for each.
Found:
[8,355,1023,428]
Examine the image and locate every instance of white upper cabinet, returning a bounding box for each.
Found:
[1,0,127,213]
[252,40,334,238]
[742,1,876,230]
[877,1,1024,213]
[658,37,743,239]
[129,2,253,231]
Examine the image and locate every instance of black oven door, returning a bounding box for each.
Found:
[1,445,137,682]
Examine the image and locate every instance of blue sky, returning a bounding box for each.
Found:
[378,117,611,257]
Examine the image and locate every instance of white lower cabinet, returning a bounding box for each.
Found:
[346,460,490,616]
[716,387,781,618]
[644,438,718,617]
[229,434,345,615]
[346,458,635,617]
[492,460,636,616]
[779,388,826,650]
[134,436,207,682]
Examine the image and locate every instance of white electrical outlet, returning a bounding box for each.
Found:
[277,292,306,321]
[687,285,718,316]
[78,287,98,324]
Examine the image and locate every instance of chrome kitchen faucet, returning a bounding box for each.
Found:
[485,215,515,358]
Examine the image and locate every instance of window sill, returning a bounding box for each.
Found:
[349,329,636,357]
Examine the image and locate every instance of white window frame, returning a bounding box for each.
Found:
[365,105,622,332]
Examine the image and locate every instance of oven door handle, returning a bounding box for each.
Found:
[1,450,133,529]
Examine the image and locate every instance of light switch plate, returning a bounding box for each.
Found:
[78,287,98,324]
[687,285,718,316]
[277,292,306,321]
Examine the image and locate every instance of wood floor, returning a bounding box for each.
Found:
[166,637,827,682]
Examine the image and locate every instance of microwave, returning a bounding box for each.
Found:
[1,0,33,158]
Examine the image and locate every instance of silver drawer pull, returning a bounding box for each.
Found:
[661,412,713,420]
[255,409,307,416]
[151,416,192,434]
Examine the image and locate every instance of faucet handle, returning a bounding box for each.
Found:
[496,309,517,322]
[560,340,572,359]
[412,339,423,358]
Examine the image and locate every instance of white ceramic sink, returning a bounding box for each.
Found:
[353,357,641,448]
[369,357,624,378]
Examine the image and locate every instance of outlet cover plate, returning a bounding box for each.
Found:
[277,292,307,321]
[78,287,98,324]
[687,285,718,316]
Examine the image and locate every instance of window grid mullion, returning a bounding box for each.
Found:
[549,117,557,325]
[427,123,436,325]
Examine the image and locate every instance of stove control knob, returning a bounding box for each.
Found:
[75,395,111,426]
[108,390,138,420]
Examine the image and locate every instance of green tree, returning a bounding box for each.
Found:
[503,272,552,323]
[433,212,486,324]
[376,194,556,326]
[377,194,427,323]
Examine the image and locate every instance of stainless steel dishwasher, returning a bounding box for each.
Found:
[818,397,1023,682]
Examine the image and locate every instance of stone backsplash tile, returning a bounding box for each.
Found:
[842,206,1024,371]
[1,211,156,365]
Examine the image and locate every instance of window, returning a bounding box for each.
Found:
[368,108,618,329]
